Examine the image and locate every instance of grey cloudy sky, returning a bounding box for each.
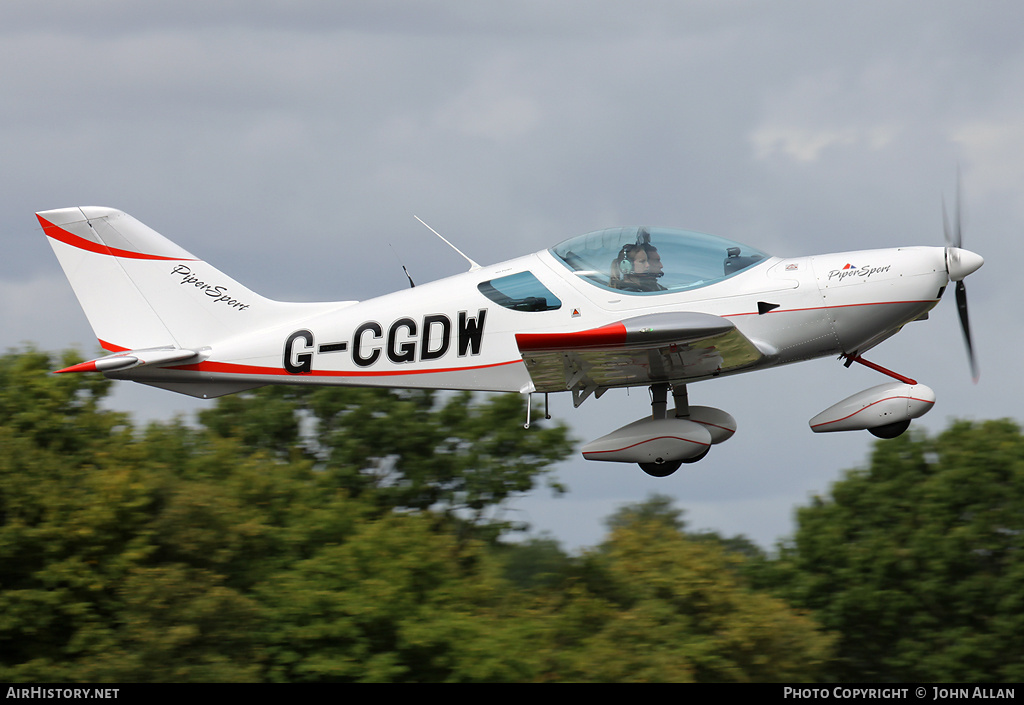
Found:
[3,1,1021,550]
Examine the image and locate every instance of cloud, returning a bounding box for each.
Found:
[4,2,1022,552]
[436,85,543,141]
[952,117,1024,201]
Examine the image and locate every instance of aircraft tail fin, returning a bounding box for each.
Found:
[37,207,339,352]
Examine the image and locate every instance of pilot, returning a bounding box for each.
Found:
[610,240,666,292]
[641,244,665,286]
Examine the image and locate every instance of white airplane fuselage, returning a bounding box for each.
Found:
[38,206,982,472]
[112,245,948,395]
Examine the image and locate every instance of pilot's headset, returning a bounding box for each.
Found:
[616,244,637,274]
[617,228,652,274]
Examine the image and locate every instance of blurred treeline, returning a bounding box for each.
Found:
[1,349,1021,682]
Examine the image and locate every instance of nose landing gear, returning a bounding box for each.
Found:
[810,356,935,438]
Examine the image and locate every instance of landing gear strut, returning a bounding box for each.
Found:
[636,384,707,476]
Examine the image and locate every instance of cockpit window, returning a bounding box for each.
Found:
[478,271,561,312]
[549,226,769,295]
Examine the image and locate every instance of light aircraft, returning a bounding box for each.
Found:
[36,202,982,477]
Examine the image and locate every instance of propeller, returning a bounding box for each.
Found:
[942,175,983,383]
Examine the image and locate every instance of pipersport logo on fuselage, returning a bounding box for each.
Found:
[827,263,892,284]
[283,309,487,374]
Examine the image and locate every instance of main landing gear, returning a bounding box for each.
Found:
[581,383,737,478]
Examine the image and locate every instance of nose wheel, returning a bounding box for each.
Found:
[868,419,911,439]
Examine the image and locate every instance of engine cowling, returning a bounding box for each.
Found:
[809,382,935,434]
[582,417,713,464]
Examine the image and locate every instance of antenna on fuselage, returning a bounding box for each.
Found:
[414,216,482,272]
[388,244,416,288]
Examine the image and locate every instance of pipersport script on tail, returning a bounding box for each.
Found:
[171,264,251,310]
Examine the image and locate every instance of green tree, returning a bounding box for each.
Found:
[200,386,574,534]
[0,347,124,457]
[257,512,548,683]
[0,349,138,681]
[540,496,833,682]
[777,420,1024,682]
[498,535,574,591]
[0,349,574,682]
[0,348,851,683]
[0,349,271,681]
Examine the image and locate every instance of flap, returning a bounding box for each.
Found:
[516,312,764,405]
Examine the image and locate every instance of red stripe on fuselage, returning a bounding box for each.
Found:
[723,300,938,317]
[100,340,130,352]
[171,358,523,378]
[516,322,627,351]
[97,339,521,379]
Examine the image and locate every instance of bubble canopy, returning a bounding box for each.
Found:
[549,226,770,295]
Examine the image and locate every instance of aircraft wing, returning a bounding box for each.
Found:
[516,312,766,405]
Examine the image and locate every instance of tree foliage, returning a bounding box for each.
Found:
[0,348,843,682]
[199,386,572,534]
[775,421,1024,682]
[547,495,834,682]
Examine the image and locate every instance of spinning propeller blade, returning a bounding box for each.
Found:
[943,174,981,383]
[955,279,978,382]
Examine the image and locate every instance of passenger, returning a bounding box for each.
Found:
[610,241,665,292]
[610,244,648,291]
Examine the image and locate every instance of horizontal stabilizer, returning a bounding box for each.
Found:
[55,347,202,374]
